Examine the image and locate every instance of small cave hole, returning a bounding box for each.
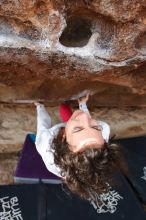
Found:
[59,16,92,47]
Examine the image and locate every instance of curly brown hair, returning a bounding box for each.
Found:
[52,127,126,202]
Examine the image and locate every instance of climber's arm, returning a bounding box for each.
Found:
[78,92,91,116]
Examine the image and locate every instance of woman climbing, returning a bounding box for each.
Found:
[35,92,123,202]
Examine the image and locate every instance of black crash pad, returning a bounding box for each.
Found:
[117,136,146,203]
[0,184,46,220]
[0,175,145,220]
[46,173,146,220]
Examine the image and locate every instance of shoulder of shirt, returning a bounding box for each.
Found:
[49,122,66,131]
[79,103,88,108]
[97,120,110,128]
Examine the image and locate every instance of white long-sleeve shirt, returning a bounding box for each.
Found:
[35,103,110,178]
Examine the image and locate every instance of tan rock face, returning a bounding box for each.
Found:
[0,154,18,185]
[1,1,146,184]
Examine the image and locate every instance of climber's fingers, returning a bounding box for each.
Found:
[78,91,91,104]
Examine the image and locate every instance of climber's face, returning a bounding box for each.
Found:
[65,110,105,153]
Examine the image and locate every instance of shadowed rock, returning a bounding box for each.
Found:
[0,0,146,105]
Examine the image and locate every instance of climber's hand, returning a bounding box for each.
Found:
[34,102,43,107]
[78,91,90,105]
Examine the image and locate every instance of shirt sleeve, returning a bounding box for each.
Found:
[98,121,110,143]
[35,104,62,177]
[35,130,62,177]
[79,103,91,116]
[36,104,52,133]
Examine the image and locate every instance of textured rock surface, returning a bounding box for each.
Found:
[0,0,146,104]
[1,0,146,184]
[0,154,18,185]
